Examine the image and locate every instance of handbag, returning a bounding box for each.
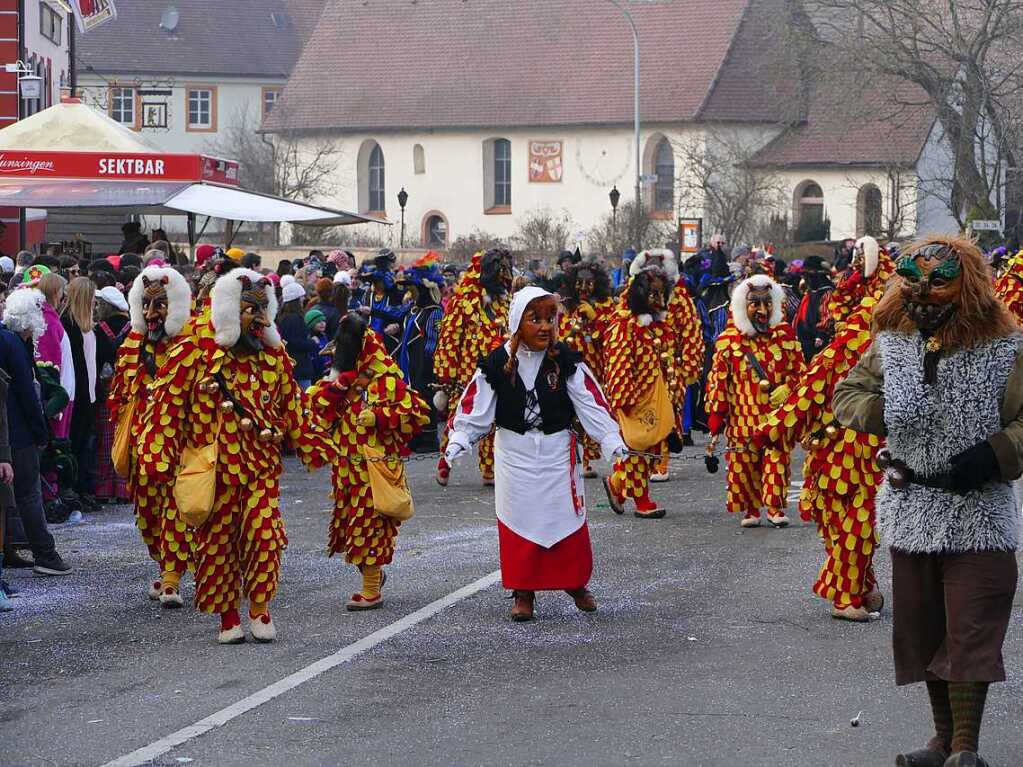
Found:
[362,444,414,521]
[173,441,219,528]
[111,410,132,478]
[617,370,674,451]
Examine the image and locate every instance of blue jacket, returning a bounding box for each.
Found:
[0,326,48,450]
[276,313,319,382]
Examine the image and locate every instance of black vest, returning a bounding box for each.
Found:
[480,343,580,435]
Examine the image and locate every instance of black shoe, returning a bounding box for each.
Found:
[682,433,695,447]
[76,494,101,513]
[0,578,19,597]
[44,499,71,524]
[3,548,34,568]
[32,552,72,576]
[896,747,949,767]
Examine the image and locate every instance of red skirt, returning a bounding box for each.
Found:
[497,519,593,591]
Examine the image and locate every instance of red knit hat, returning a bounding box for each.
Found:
[195,244,216,268]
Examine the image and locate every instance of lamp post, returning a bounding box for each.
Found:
[603,0,642,249]
[397,187,409,248]
[610,185,621,238]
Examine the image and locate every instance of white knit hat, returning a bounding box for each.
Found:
[281,281,306,304]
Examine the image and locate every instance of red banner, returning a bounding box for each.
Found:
[0,150,239,185]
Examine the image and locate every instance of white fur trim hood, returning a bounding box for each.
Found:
[210,268,281,349]
[629,249,679,283]
[128,265,192,338]
[731,275,784,337]
[855,236,880,278]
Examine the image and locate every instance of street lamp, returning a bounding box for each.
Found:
[609,185,621,235]
[603,0,642,249]
[397,187,409,248]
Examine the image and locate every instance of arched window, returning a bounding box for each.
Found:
[423,212,448,247]
[483,138,512,212]
[795,181,827,242]
[413,144,426,175]
[654,139,675,212]
[858,183,883,237]
[368,144,385,213]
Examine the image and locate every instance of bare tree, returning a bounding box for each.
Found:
[511,206,575,256]
[842,164,919,241]
[586,201,677,257]
[798,0,1023,226]
[206,104,343,243]
[672,129,788,246]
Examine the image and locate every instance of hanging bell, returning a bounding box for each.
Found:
[758,379,772,392]
[206,381,220,395]
[272,432,284,446]
[239,417,254,433]
[197,382,208,394]
[825,425,839,439]
[219,400,234,414]
[258,428,274,443]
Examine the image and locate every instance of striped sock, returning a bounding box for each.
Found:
[949,681,989,754]
[925,681,952,752]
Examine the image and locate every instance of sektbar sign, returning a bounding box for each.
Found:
[0,151,239,185]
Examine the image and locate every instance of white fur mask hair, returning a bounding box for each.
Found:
[855,236,880,278]
[2,287,47,342]
[731,275,784,336]
[210,268,281,350]
[128,265,192,338]
[629,248,679,284]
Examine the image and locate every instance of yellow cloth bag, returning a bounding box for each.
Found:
[362,444,414,521]
[111,411,132,479]
[617,371,675,451]
[173,442,219,528]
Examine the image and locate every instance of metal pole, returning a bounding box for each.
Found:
[604,0,641,249]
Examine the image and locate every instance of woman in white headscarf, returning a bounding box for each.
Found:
[447,287,626,622]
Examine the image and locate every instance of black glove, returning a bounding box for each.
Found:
[949,440,1000,493]
[704,454,720,474]
[666,431,685,454]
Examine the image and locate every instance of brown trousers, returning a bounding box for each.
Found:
[891,548,1018,685]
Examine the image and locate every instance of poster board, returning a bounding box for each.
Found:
[679,218,702,254]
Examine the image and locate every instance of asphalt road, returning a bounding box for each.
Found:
[1,443,1021,767]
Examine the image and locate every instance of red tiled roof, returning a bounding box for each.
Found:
[77,0,325,79]
[266,0,788,133]
[749,81,937,168]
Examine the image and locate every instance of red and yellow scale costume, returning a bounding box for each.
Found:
[136,332,322,616]
[433,252,509,479]
[305,332,429,566]
[603,311,682,510]
[560,297,614,466]
[667,280,705,390]
[994,250,1023,325]
[705,323,804,516]
[108,332,191,589]
[759,253,894,609]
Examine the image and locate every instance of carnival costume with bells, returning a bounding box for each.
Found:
[448,287,625,621]
[559,259,616,475]
[137,269,324,644]
[602,266,683,518]
[835,236,1023,767]
[108,266,194,608]
[433,249,512,486]
[758,237,893,620]
[705,275,804,527]
[993,249,1023,325]
[305,316,429,611]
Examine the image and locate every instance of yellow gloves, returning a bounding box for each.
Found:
[578,302,597,322]
[769,384,791,407]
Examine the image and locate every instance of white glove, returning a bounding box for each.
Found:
[445,440,468,464]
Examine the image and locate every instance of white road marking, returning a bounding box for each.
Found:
[100,570,502,767]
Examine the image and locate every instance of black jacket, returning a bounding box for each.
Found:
[0,326,48,450]
[480,343,580,435]
[276,313,318,381]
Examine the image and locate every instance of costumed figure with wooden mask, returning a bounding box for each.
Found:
[447,287,625,621]
[304,314,429,611]
[602,265,683,519]
[433,248,513,487]
[108,266,193,607]
[835,236,1023,767]
[705,275,804,528]
[136,269,326,645]
[559,258,615,478]
[994,247,1023,325]
[757,237,893,621]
